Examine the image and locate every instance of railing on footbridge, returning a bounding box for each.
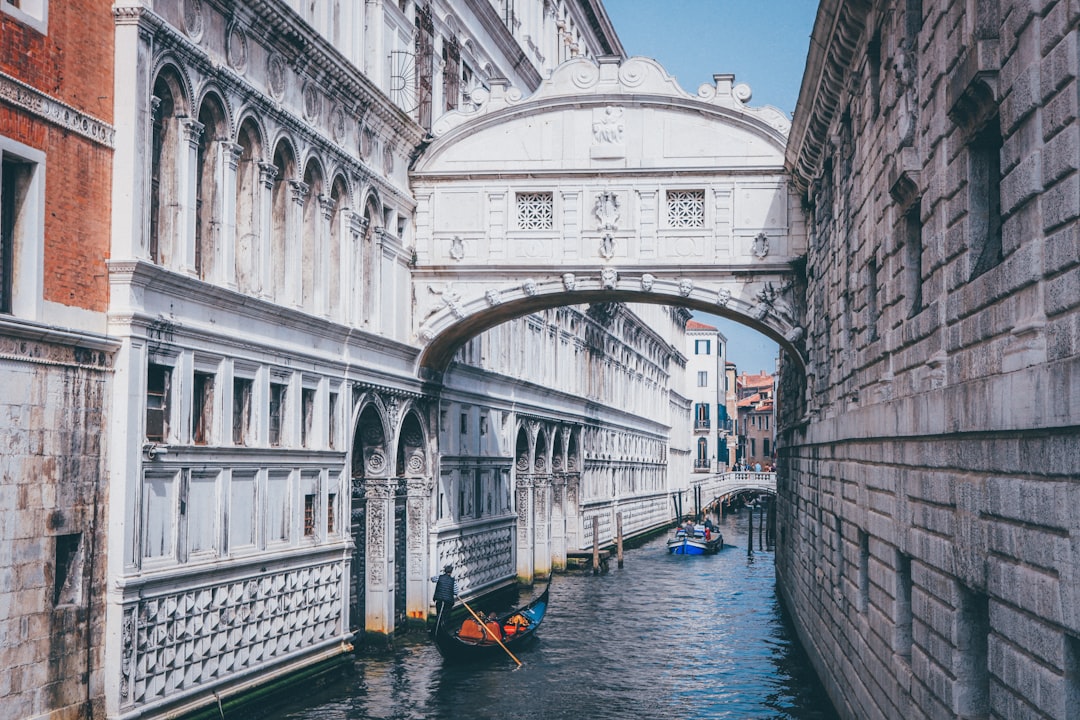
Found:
[687,471,776,512]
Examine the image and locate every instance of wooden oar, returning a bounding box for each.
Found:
[457,596,523,667]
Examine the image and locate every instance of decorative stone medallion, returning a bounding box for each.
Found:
[226,23,248,72]
[302,83,322,121]
[330,106,347,143]
[182,0,204,40]
[267,54,286,99]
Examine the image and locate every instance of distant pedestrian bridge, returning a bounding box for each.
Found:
[692,472,776,509]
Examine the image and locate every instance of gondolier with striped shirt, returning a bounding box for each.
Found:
[431,564,457,634]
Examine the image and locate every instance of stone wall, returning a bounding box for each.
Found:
[0,334,111,720]
[780,0,1080,718]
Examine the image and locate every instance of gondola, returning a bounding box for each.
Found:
[433,582,550,662]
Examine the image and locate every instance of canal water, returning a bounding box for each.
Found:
[263,508,838,720]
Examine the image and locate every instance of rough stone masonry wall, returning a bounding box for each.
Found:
[0,336,110,720]
[777,1,1080,718]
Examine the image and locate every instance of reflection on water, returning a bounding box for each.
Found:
[262,509,838,720]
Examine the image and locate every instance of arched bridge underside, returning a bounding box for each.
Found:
[410,56,808,372]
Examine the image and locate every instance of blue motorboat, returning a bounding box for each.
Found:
[667,525,723,555]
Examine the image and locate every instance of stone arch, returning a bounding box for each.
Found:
[300,156,326,310]
[514,424,531,474]
[395,407,429,478]
[533,426,549,474]
[234,115,264,293]
[269,137,297,303]
[195,91,229,281]
[351,396,391,480]
[417,285,806,375]
[148,63,190,267]
[551,426,567,473]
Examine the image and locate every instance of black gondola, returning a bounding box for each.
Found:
[433,583,550,662]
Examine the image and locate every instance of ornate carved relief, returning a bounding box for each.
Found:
[449,235,465,260]
[562,273,577,291]
[119,563,343,709]
[752,232,770,259]
[592,106,624,145]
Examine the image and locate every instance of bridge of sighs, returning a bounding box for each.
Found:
[409,55,808,374]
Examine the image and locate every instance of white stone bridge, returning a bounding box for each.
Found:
[691,471,777,509]
[409,56,808,374]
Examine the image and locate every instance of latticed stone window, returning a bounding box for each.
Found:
[516,192,554,230]
[666,189,705,228]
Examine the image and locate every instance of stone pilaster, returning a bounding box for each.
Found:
[363,477,397,635]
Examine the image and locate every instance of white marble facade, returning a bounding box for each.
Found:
[103,1,703,717]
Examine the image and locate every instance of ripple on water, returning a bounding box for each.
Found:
[268,510,838,720]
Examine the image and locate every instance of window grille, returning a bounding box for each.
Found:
[517,192,553,230]
[666,190,705,228]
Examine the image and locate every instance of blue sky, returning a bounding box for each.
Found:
[604,1,818,373]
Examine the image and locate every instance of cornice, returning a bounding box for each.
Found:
[785,0,871,195]
[0,315,119,354]
[107,260,419,364]
[235,0,425,144]
[463,0,543,92]
[146,14,417,209]
[572,0,626,57]
[0,70,115,148]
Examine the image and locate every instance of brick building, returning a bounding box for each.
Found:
[1,1,116,718]
[736,370,775,469]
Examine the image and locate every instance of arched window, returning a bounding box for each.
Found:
[234,119,263,293]
[149,70,186,265]
[195,94,228,281]
[270,141,296,303]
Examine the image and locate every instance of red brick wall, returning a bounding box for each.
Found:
[1,0,115,121]
[1,0,114,313]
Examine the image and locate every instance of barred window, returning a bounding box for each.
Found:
[666,190,705,228]
[516,192,553,230]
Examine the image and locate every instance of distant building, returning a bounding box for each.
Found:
[685,319,731,472]
[736,371,775,469]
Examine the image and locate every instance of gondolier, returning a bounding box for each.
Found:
[431,564,457,633]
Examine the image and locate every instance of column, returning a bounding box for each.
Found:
[287,179,309,307]
[405,477,432,624]
[515,476,535,583]
[363,477,397,636]
[533,476,552,578]
[551,475,567,571]
[565,473,581,551]
[220,142,243,288]
[257,162,278,298]
[347,211,368,326]
[316,194,334,315]
[178,118,205,274]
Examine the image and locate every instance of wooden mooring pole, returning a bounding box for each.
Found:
[616,512,624,568]
[592,521,600,575]
[747,502,754,554]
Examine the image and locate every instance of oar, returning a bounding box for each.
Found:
[457,596,523,667]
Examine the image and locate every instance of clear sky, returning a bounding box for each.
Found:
[604,1,818,374]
